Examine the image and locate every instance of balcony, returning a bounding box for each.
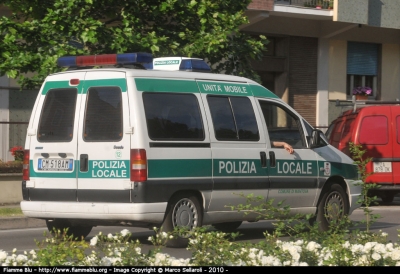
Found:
[275,0,333,10]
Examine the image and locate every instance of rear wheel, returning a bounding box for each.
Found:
[161,194,202,248]
[46,220,92,240]
[213,221,242,233]
[380,192,395,204]
[316,184,349,231]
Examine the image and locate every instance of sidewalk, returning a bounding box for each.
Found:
[0,203,46,230]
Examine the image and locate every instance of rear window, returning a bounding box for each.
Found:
[38,88,77,142]
[83,86,123,142]
[143,93,204,140]
[359,115,388,145]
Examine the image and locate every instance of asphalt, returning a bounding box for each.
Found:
[0,203,46,230]
[2,196,400,231]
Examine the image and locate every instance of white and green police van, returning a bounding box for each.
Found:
[21,53,361,247]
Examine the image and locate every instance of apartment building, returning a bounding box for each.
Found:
[243,0,400,129]
[1,0,400,161]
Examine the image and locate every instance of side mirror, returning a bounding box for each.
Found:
[310,129,325,149]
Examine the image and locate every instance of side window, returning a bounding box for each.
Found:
[259,100,305,149]
[207,96,259,141]
[143,93,204,140]
[84,87,122,142]
[359,116,388,145]
[303,119,314,146]
[38,88,77,142]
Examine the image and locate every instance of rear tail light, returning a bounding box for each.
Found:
[22,150,30,181]
[130,149,147,182]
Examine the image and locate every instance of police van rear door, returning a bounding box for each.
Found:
[27,71,85,201]
[76,71,131,203]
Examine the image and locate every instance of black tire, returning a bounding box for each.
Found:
[161,194,202,248]
[316,184,349,231]
[213,221,242,232]
[46,220,92,240]
[380,193,395,204]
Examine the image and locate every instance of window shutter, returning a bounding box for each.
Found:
[347,42,378,76]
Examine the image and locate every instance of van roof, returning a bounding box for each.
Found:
[51,67,257,83]
[337,103,400,118]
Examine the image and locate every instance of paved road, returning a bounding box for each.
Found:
[1,201,400,259]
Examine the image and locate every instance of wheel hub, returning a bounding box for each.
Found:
[325,191,344,221]
[173,198,198,229]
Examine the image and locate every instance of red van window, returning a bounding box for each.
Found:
[359,116,388,145]
[341,119,354,144]
[330,120,344,147]
[397,116,400,144]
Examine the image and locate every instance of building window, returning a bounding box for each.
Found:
[347,42,379,98]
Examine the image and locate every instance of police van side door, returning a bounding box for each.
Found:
[257,99,318,209]
[76,71,131,203]
[197,80,269,213]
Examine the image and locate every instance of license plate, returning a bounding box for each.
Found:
[38,158,74,171]
[373,162,392,173]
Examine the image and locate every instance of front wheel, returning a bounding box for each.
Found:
[161,194,202,248]
[46,220,92,240]
[316,184,349,231]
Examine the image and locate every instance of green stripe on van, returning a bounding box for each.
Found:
[269,160,319,177]
[41,79,127,95]
[135,78,199,93]
[213,159,267,176]
[148,159,212,178]
[329,162,359,180]
[83,79,127,92]
[42,81,83,95]
[250,85,279,98]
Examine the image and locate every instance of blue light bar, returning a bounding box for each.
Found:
[117,53,153,65]
[180,59,211,72]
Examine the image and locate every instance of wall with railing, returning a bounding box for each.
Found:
[275,0,333,9]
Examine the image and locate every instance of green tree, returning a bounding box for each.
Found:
[0,0,267,89]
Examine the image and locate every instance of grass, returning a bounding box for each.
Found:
[0,207,24,217]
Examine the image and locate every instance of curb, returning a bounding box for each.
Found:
[0,217,46,230]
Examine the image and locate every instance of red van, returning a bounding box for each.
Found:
[326,103,400,203]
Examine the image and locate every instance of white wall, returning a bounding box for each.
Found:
[316,38,330,129]
[0,75,11,162]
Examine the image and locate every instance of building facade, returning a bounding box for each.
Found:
[243,0,400,129]
[1,0,400,161]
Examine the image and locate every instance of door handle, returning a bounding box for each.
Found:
[260,151,267,167]
[80,154,88,172]
[269,151,276,168]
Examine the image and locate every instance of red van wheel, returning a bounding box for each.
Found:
[380,193,395,204]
